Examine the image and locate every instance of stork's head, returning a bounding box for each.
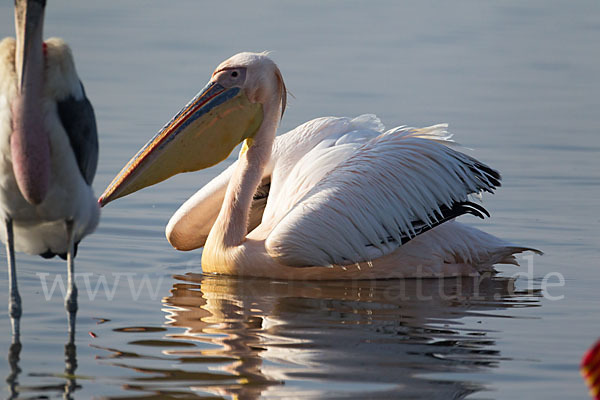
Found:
[99,52,286,206]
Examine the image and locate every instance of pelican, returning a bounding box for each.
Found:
[0,0,99,335]
[100,52,538,280]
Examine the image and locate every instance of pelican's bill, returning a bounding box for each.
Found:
[99,82,263,206]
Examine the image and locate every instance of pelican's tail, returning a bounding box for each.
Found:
[404,220,543,274]
[478,244,544,269]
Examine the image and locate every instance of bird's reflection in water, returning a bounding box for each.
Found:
[5,328,79,399]
[6,335,21,400]
[100,273,540,399]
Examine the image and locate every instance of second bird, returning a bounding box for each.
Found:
[0,0,100,337]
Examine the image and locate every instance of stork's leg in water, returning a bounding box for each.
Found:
[5,218,21,338]
[64,219,77,341]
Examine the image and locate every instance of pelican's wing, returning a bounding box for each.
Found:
[265,125,501,267]
[166,114,384,250]
[57,82,98,185]
[260,115,383,228]
[166,162,272,250]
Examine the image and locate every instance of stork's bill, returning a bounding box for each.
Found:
[15,0,45,92]
[12,0,51,205]
[99,82,263,206]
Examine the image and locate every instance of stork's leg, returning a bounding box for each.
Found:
[64,219,77,340]
[64,219,78,397]
[6,218,23,398]
[5,217,22,338]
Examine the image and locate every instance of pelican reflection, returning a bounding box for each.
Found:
[111,274,539,399]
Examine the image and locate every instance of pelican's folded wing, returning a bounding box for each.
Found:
[265,125,501,267]
[165,161,274,251]
[166,115,385,251]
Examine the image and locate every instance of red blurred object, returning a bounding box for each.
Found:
[581,339,600,400]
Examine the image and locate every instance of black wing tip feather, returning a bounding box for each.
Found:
[371,201,492,248]
[460,201,490,219]
[473,162,502,188]
[451,152,502,192]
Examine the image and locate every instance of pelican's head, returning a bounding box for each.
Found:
[99,52,286,206]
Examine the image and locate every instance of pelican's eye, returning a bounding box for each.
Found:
[216,67,247,88]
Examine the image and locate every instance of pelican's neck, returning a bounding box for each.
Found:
[206,99,280,251]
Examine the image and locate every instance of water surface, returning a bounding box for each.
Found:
[0,1,598,399]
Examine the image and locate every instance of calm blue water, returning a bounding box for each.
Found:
[0,1,599,398]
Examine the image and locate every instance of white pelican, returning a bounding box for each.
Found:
[0,0,100,335]
[100,52,539,280]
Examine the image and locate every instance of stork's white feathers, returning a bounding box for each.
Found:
[0,37,99,256]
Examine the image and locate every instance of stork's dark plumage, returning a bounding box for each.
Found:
[1,0,100,338]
